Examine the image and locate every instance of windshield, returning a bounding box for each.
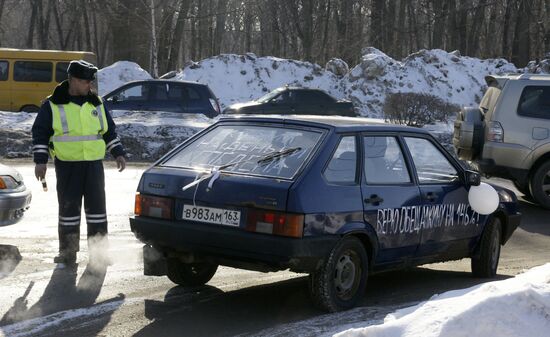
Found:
[162,124,323,179]
[256,88,285,103]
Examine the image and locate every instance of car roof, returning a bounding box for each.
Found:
[104,79,209,96]
[218,115,432,134]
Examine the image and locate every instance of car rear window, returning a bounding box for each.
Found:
[162,124,323,179]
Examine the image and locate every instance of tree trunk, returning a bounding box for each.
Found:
[167,0,191,70]
[150,0,158,78]
[213,0,227,55]
[432,0,445,49]
[467,0,487,56]
[512,0,532,66]
[370,0,384,50]
[27,0,38,48]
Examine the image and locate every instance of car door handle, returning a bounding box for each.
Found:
[364,194,384,206]
[425,192,438,202]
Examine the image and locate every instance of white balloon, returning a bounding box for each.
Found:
[468,182,499,215]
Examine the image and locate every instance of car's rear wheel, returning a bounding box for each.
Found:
[20,105,40,113]
[166,259,218,286]
[471,217,501,278]
[309,236,368,312]
[530,161,550,209]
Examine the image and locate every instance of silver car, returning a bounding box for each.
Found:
[0,164,31,226]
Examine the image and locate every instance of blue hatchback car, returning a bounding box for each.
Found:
[130,115,521,312]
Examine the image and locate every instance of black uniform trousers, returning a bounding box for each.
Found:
[55,159,108,254]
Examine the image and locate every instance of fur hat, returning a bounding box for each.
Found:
[67,60,98,80]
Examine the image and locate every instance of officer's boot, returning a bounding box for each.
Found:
[54,232,79,266]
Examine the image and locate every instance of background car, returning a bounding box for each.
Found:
[453,73,550,208]
[130,115,520,312]
[0,164,31,226]
[224,87,356,116]
[103,79,221,118]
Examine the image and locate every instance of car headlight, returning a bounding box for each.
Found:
[497,189,514,203]
[0,176,19,189]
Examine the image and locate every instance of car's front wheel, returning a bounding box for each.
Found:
[530,161,550,209]
[166,259,218,286]
[471,217,501,278]
[309,236,368,312]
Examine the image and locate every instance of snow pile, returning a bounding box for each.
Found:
[176,49,517,116]
[176,53,347,110]
[97,61,152,96]
[0,109,212,161]
[110,110,213,160]
[343,48,516,116]
[334,263,550,337]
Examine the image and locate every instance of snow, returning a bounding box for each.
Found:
[97,61,152,96]
[175,49,518,116]
[333,264,550,337]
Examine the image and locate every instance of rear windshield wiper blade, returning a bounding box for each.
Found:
[256,147,302,165]
[214,147,302,172]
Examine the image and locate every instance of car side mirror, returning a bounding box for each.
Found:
[465,170,481,186]
[110,95,119,103]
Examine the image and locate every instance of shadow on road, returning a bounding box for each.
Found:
[516,199,550,236]
[0,261,124,336]
[0,244,21,279]
[133,267,509,337]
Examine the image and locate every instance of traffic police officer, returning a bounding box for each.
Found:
[31,60,126,266]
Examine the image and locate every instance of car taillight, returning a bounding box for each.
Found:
[135,193,173,220]
[246,209,304,238]
[487,121,503,142]
[209,98,221,114]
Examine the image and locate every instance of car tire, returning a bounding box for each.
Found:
[530,161,550,209]
[166,259,218,286]
[309,236,368,312]
[471,217,501,278]
[20,105,40,113]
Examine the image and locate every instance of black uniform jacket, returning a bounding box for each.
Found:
[31,81,126,164]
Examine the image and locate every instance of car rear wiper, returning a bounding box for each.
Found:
[256,147,302,165]
[182,147,302,192]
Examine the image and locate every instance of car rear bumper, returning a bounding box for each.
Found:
[130,216,338,273]
[0,189,32,226]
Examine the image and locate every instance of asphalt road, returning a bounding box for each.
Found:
[0,164,548,337]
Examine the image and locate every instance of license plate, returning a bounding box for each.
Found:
[182,205,241,227]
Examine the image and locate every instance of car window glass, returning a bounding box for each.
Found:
[0,61,8,81]
[117,84,148,101]
[55,62,70,82]
[272,92,289,103]
[185,86,201,101]
[364,136,410,184]
[14,61,52,82]
[153,83,168,100]
[404,137,459,184]
[168,84,184,100]
[163,125,323,179]
[517,86,550,119]
[324,136,356,184]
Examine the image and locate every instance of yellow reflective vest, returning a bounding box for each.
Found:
[49,100,108,161]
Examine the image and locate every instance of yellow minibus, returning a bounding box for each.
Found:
[0,48,97,112]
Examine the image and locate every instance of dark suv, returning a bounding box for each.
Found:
[224,87,356,117]
[103,80,221,118]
